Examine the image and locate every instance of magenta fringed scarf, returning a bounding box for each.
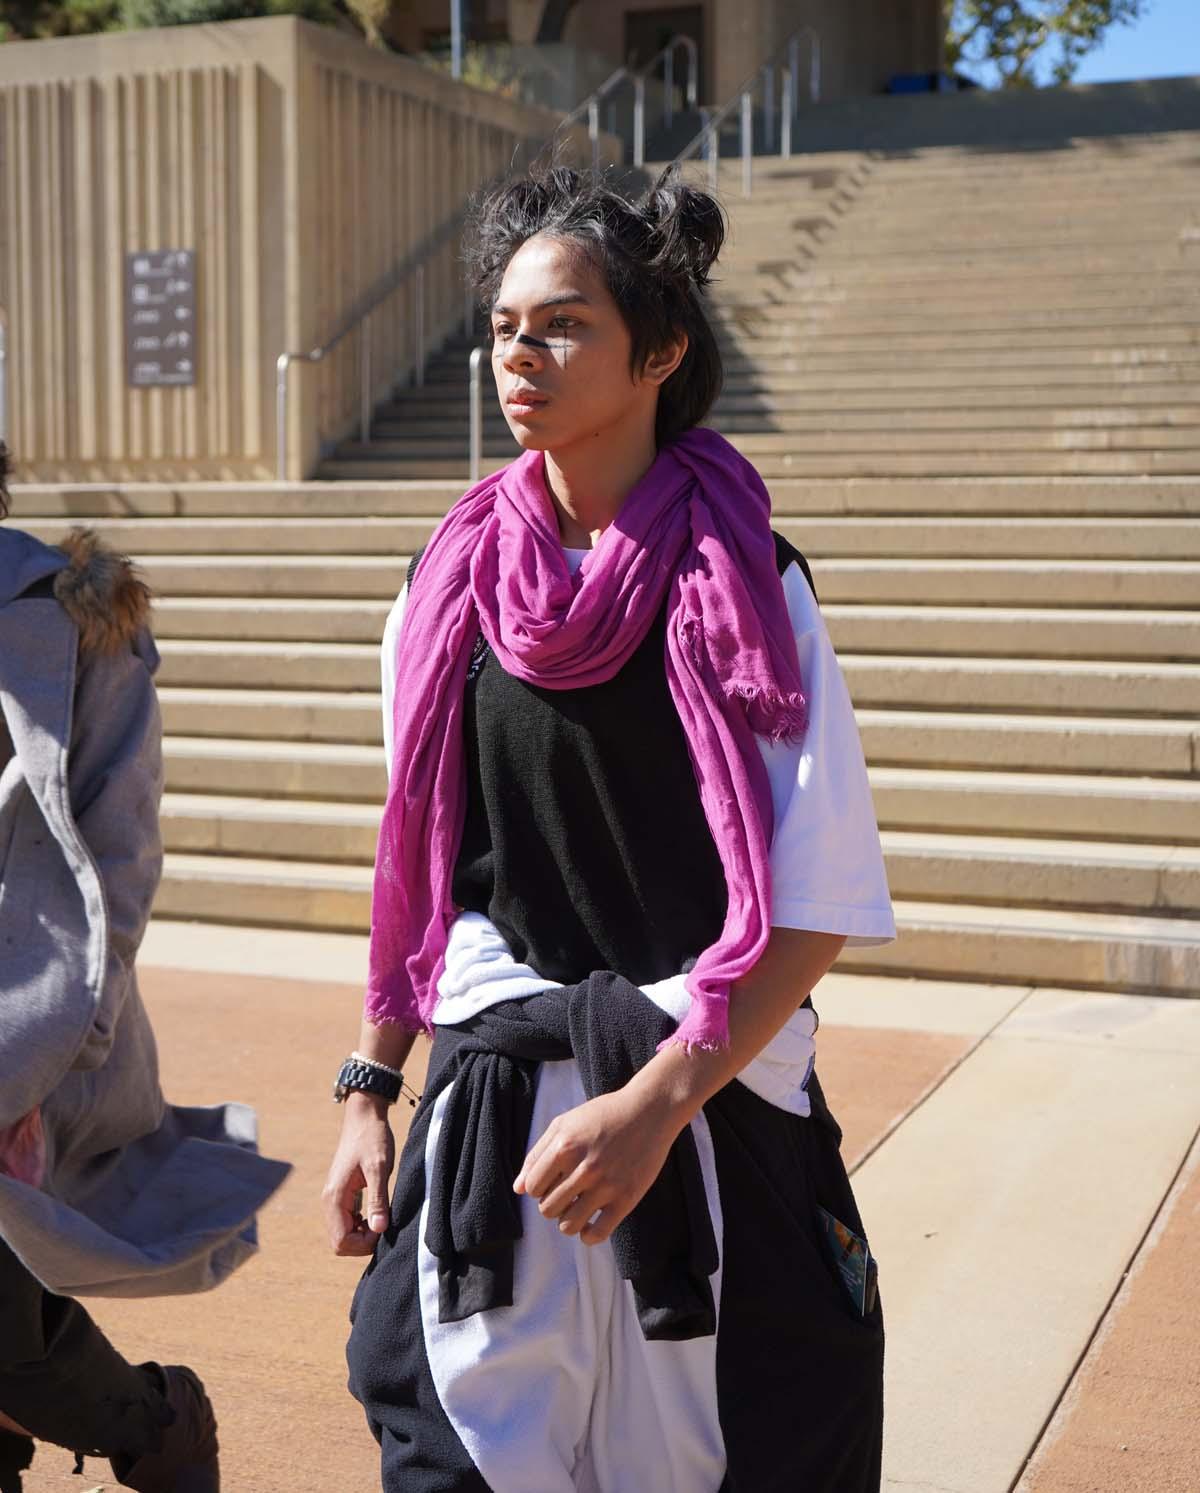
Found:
[366,426,805,1051]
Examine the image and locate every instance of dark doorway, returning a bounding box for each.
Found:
[624,6,706,101]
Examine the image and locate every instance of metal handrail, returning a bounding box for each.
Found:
[275,36,700,479]
[275,211,471,480]
[670,24,821,196]
[555,33,699,171]
[468,345,486,486]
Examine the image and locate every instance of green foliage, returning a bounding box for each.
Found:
[118,0,338,26]
[945,0,1150,87]
[0,0,123,40]
[0,0,343,38]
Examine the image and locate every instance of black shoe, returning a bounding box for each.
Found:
[0,1431,34,1493]
[110,1365,219,1493]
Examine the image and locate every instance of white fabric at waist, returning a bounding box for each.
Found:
[433,912,815,1119]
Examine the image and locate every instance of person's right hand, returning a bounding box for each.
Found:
[322,1092,396,1255]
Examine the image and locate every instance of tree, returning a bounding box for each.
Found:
[945,1,1150,87]
[0,0,381,41]
[0,0,122,40]
[119,0,339,27]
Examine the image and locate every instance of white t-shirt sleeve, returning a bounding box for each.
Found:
[758,562,895,945]
[380,584,408,774]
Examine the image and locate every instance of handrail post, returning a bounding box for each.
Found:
[415,264,426,388]
[588,98,600,174]
[664,47,674,126]
[360,313,372,446]
[789,35,800,124]
[685,38,698,109]
[633,75,646,168]
[781,67,793,158]
[763,63,775,151]
[468,345,485,487]
[701,106,717,191]
[811,32,821,103]
[275,353,290,482]
[740,89,752,197]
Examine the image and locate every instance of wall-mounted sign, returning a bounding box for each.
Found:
[125,250,197,387]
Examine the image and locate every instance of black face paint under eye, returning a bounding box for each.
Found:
[515,331,552,350]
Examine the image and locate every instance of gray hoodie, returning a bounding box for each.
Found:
[0,525,290,1297]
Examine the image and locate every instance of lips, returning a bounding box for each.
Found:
[506,389,548,410]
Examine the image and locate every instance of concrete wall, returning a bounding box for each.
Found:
[0,17,579,480]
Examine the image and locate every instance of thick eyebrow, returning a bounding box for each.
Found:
[491,293,591,317]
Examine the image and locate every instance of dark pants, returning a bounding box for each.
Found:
[349,1061,883,1493]
[0,1240,170,1488]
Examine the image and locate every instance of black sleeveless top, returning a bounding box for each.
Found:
[411,534,814,988]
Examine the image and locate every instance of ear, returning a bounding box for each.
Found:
[641,333,688,387]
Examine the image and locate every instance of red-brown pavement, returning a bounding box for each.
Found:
[1017,1132,1200,1493]
[18,963,966,1493]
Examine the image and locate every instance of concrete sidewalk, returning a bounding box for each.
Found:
[19,922,1200,1492]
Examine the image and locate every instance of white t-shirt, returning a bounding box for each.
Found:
[381,551,896,948]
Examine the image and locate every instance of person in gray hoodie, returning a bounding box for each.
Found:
[0,444,290,1492]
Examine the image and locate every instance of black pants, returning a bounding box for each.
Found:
[348,1062,883,1493]
[0,1240,170,1484]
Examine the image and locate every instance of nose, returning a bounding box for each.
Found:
[500,329,543,374]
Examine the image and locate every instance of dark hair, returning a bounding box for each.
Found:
[0,442,9,522]
[465,167,725,446]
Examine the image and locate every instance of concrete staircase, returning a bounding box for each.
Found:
[11,100,1200,996]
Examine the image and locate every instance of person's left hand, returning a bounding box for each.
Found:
[514,1085,684,1246]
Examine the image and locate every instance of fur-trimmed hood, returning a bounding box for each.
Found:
[0,525,152,655]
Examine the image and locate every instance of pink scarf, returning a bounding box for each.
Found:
[367,427,805,1051]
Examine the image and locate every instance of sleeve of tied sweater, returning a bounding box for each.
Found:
[66,630,165,1070]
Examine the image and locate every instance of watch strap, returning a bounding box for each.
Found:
[334,1056,402,1105]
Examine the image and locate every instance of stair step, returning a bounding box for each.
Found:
[869,766,1200,845]
[27,515,1200,561]
[14,477,1196,523]
[154,597,393,644]
[374,407,1200,441]
[151,851,1200,993]
[383,387,1200,423]
[319,453,1200,479]
[160,793,379,862]
[157,640,381,691]
[152,598,1200,661]
[843,901,1200,995]
[163,737,383,800]
[823,606,1200,662]
[158,687,382,744]
[881,831,1200,916]
[156,852,372,931]
[857,710,1197,778]
[814,559,1200,608]
[843,655,1200,718]
[144,555,410,599]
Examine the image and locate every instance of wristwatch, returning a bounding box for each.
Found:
[333,1054,403,1105]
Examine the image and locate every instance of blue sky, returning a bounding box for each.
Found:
[1071,0,1200,83]
[963,0,1200,86]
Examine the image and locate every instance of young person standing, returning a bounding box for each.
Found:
[323,170,895,1491]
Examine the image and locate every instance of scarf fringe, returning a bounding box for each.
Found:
[728,682,807,744]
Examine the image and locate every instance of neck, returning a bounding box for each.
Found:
[542,417,658,548]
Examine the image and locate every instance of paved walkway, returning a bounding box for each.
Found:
[19,922,1200,1493]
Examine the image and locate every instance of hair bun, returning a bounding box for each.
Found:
[643,173,726,291]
